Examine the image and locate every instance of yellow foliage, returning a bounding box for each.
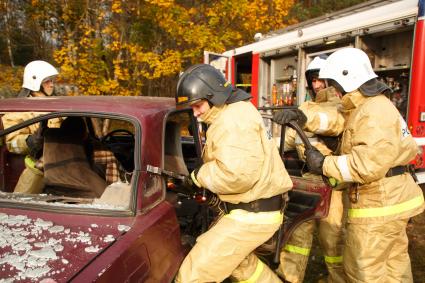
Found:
[0,65,24,98]
[111,0,123,13]
[47,0,296,96]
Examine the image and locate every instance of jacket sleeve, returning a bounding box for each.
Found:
[2,113,31,154]
[283,127,296,152]
[323,106,412,184]
[300,102,345,136]
[197,123,264,195]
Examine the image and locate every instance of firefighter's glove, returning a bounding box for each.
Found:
[318,135,340,153]
[273,109,307,128]
[305,147,325,175]
[25,121,47,158]
[181,168,202,191]
[26,134,44,158]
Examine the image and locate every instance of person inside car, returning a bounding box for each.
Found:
[273,56,346,283]
[2,60,63,194]
[305,47,425,282]
[2,60,122,195]
[174,64,293,283]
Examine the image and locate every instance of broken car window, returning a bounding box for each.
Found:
[0,113,135,211]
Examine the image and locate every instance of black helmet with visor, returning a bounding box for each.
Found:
[176,64,233,107]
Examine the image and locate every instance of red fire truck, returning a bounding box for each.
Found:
[205,0,425,183]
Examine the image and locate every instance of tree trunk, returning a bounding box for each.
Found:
[3,0,14,67]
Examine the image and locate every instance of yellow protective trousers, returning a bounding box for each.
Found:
[344,218,413,283]
[276,190,345,283]
[14,156,45,194]
[175,209,283,283]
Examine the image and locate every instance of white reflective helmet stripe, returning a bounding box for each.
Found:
[316,112,329,134]
[237,260,265,283]
[348,195,424,218]
[337,155,353,182]
[284,244,310,256]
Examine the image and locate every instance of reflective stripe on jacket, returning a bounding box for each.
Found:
[301,86,344,136]
[323,90,425,223]
[284,86,344,159]
[196,101,293,204]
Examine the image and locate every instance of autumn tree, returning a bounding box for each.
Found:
[287,0,369,22]
[50,0,296,96]
[1,0,367,97]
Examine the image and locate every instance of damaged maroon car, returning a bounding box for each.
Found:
[0,96,331,282]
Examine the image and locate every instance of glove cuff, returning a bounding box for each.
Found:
[190,168,202,188]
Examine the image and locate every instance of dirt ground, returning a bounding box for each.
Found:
[304,187,425,283]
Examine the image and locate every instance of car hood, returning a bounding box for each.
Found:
[0,207,133,282]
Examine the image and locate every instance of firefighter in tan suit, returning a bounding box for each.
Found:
[305,47,425,282]
[174,64,293,283]
[2,61,61,193]
[274,56,346,283]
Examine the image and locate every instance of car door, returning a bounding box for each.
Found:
[260,113,333,246]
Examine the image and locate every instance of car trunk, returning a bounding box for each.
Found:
[0,207,133,282]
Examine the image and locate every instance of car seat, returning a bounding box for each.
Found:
[43,117,106,198]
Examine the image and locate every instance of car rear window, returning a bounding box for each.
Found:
[0,113,135,212]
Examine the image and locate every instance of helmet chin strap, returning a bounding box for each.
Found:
[18,88,31,98]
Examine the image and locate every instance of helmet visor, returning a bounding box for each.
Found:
[175,93,203,110]
[305,69,319,89]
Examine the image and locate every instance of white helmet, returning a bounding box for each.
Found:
[306,56,327,72]
[305,55,328,91]
[22,60,58,91]
[319,48,377,93]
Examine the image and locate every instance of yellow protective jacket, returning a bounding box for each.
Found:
[284,87,345,159]
[2,112,61,154]
[196,101,293,204]
[323,90,425,223]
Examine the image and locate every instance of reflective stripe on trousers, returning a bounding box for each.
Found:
[175,209,282,283]
[324,255,343,264]
[284,244,310,256]
[348,195,424,218]
[224,209,283,224]
[236,260,265,283]
[285,244,342,264]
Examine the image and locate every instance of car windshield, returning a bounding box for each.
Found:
[0,112,135,211]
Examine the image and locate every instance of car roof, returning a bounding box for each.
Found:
[0,96,177,119]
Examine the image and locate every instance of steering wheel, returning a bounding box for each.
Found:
[101,129,134,143]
